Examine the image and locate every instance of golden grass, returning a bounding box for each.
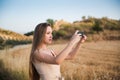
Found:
[0,41,120,80]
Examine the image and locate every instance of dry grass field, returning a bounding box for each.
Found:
[0,41,120,80]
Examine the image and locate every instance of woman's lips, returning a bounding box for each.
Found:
[49,39,52,41]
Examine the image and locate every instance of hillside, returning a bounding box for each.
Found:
[0,28,32,49]
[25,17,120,41]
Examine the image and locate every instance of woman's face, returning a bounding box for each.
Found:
[43,26,53,44]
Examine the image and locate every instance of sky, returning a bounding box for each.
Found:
[0,0,120,34]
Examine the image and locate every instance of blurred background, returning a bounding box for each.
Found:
[0,0,120,80]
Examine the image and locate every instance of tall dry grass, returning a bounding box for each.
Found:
[0,41,120,80]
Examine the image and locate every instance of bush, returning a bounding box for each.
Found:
[24,31,33,36]
[52,30,68,40]
[92,20,103,33]
[0,40,32,50]
[6,40,32,45]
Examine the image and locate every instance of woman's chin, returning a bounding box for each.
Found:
[47,41,52,44]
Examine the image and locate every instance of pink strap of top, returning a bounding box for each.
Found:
[50,49,56,57]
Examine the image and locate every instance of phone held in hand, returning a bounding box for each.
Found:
[77,31,84,37]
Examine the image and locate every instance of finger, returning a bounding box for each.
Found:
[83,35,87,40]
[74,30,79,35]
[78,33,83,36]
[81,40,85,43]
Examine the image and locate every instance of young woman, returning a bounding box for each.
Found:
[29,23,87,80]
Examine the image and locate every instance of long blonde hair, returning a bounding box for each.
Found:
[29,23,51,80]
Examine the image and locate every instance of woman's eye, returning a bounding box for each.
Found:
[47,32,50,34]
[46,31,52,34]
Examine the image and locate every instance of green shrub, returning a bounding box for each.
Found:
[92,20,103,33]
[24,31,33,36]
[52,30,68,39]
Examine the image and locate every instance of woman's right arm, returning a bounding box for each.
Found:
[34,31,80,64]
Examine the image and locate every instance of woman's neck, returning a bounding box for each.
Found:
[38,43,47,50]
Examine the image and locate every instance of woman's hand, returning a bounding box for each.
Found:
[79,35,87,43]
[70,30,81,44]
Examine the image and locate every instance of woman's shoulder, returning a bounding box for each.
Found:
[34,49,46,55]
[34,48,57,57]
[33,49,48,62]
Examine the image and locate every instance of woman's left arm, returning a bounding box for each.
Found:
[65,35,87,60]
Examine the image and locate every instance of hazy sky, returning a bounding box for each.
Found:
[0,0,120,34]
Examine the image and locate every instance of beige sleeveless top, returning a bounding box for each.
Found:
[33,49,64,80]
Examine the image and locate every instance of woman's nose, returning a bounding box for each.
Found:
[50,34,53,38]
